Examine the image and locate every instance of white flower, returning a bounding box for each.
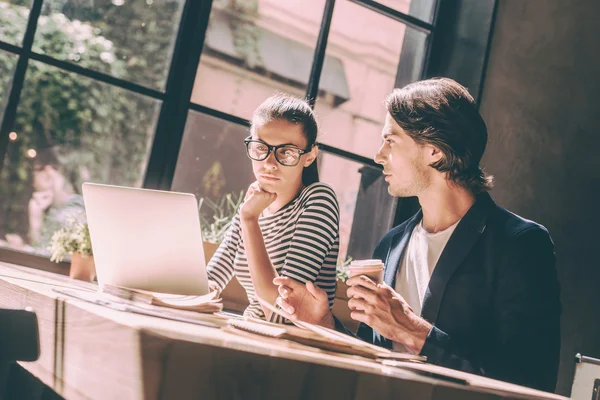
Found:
[100,52,115,63]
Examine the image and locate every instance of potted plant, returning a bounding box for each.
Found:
[49,219,95,282]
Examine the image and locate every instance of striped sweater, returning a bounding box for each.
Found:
[207,182,340,323]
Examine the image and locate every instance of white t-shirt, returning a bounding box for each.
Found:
[392,219,460,352]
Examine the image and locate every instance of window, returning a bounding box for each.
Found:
[0,0,497,266]
[314,0,429,159]
[171,111,254,203]
[191,0,326,120]
[319,152,396,262]
[375,0,437,22]
[32,0,185,90]
[0,61,160,255]
[177,0,433,264]
[0,50,17,120]
[0,0,31,47]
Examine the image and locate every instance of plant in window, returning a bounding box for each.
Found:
[336,256,353,283]
[48,217,92,263]
[198,190,245,245]
[48,217,96,282]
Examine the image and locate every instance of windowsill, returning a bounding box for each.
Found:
[0,247,70,276]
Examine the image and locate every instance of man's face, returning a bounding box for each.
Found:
[374,113,432,197]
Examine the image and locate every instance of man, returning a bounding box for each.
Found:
[274,78,561,392]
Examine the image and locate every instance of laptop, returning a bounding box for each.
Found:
[82,182,209,296]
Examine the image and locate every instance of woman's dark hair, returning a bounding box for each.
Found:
[385,77,493,193]
[34,146,61,170]
[251,93,319,186]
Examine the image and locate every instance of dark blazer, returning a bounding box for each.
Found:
[352,193,561,392]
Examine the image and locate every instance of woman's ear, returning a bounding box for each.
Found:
[304,145,318,167]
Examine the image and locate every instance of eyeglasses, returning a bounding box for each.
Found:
[244,136,313,167]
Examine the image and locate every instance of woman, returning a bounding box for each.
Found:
[206,94,340,323]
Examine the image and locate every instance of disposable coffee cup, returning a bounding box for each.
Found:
[348,259,384,284]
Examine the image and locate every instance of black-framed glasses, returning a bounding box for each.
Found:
[244,136,313,167]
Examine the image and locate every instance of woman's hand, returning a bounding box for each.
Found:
[28,191,53,219]
[239,182,277,221]
[208,280,221,297]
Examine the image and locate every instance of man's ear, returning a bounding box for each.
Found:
[304,145,318,167]
[427,145,444,164]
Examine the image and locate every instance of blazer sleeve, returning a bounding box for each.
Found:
[420,226,561,392]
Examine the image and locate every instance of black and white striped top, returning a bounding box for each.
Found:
[207,182,340,323]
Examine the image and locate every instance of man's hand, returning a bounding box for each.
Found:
[240,182,277,221]
[273,276,334,329]
[346,275,432,354]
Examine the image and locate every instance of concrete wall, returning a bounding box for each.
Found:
[480,0,600,395]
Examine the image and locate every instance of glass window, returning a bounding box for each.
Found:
[0,60,160,255]
[375,0,437,23]
[31,0,185,91]
[171,111,254,226]
[0,0,31,47]
[191,0,326,120]
[0,50,18,121]
[319,152,395,263]
[314,0,428,159]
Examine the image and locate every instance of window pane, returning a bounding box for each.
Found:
[314,1,428,160]
[171,111,253,236]
[0,50,18,120]
[0,0,30,46]
[319,152,396,263]
[191,0,326,120]
[0,61,160,256]
[31,0,185,91]
[375,0,437,23]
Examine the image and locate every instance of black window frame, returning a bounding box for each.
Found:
[0,0,498,267]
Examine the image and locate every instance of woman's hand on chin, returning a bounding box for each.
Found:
[240,181,277,221]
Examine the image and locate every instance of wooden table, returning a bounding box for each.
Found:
[0,262,566,400]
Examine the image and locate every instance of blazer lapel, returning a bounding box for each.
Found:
[420,193,494,324]
[384,210,422,288]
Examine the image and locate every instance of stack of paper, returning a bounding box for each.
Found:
[102,284,223,313]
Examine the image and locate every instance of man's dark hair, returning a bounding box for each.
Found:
[386,77,493,193]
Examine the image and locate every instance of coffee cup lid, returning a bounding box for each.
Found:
[349,259,384,267]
